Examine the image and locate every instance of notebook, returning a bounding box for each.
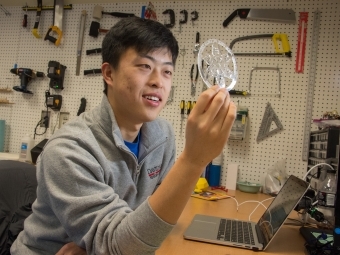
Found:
[183,175,309,251]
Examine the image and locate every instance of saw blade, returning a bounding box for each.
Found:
[54,0,64,31]
[247,9,296,24]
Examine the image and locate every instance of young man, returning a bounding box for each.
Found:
[11,17,236,255]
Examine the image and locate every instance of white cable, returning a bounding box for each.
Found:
[226,196,274,221]
[224,195,240,208]
[238,199,268,210]
[247,197,274,221]
[259,220,274,236]
[302,163,334,181]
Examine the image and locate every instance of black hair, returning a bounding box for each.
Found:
[101,17,179,94]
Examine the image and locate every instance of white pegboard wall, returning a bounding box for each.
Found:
[0,0,339,187]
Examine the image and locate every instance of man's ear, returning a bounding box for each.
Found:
[101,62,113,87]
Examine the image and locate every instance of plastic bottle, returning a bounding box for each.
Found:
[317,168,337,226]
[208,152,223,187]
[19,134,35,163]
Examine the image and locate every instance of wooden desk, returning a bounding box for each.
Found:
[156,190,305,255]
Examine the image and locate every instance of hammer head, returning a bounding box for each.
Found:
[93,5,103,20]
[89,21,100,37]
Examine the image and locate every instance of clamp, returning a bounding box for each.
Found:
[191,10,198,25]
[176,9,188,33]
[179,10,188,24]
[162,9,175,28]
[190,64,198,96]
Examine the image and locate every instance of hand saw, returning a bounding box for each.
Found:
[223,8,296,27]
[44,0,64,46]
[32,0,42,38]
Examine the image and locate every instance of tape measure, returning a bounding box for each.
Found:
[302,10,321,161]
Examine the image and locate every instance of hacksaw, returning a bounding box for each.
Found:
[229,33,292,57]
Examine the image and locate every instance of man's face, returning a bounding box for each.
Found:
[104,47,174,127]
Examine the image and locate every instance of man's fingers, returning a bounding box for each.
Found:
[221,101,237,135]
[211,90,230,125]
[190,85,220,116]
[203,88,229,123]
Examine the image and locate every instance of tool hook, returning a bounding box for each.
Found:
[162,9,175,28]
[191,10,198,25]
[179,10,188,24]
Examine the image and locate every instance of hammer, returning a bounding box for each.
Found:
[89,21,109,38]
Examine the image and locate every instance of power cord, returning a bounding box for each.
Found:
[34,90,50,139]
[223,195,275,234]
[303,163,335,181]
[34,115,48,139]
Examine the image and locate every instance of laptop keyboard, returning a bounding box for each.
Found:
[217,219,255,245]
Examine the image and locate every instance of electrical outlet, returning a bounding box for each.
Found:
[59,112,70,128]
[40,110,50,128]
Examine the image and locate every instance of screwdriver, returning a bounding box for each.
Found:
[229,90,249,96]
[180,100,185,138]
[186,101,192,115]
[192,101,196,110]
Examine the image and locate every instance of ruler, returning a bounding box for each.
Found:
[302,10,321,161]
[257,103,284,142]
[295,12,308,73]
[76,10,87,76]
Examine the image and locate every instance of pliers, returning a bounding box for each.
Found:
[190,64,198,96]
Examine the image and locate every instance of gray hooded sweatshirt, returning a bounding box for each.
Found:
[11,95,176,255]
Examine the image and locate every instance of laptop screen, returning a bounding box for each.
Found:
[257,175,309,248]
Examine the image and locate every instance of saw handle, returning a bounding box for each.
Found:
[86,48,102,55]
[44,26,62,46]
[223,9,250,27]
[272,33,291,53]
[83,69,102,75]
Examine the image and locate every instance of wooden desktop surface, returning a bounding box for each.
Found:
[156,190,305,255]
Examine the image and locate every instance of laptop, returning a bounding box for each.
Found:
[184,175,309,251]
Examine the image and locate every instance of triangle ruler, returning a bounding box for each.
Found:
[257,103,284,142]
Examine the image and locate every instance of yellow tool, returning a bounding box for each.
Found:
[229,90,249,96]
[192,101,196,112]
[272,33,290,53]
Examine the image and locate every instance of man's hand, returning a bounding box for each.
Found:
[183,85,236,168]
[149,85,236,224]
[55,242,87,255]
